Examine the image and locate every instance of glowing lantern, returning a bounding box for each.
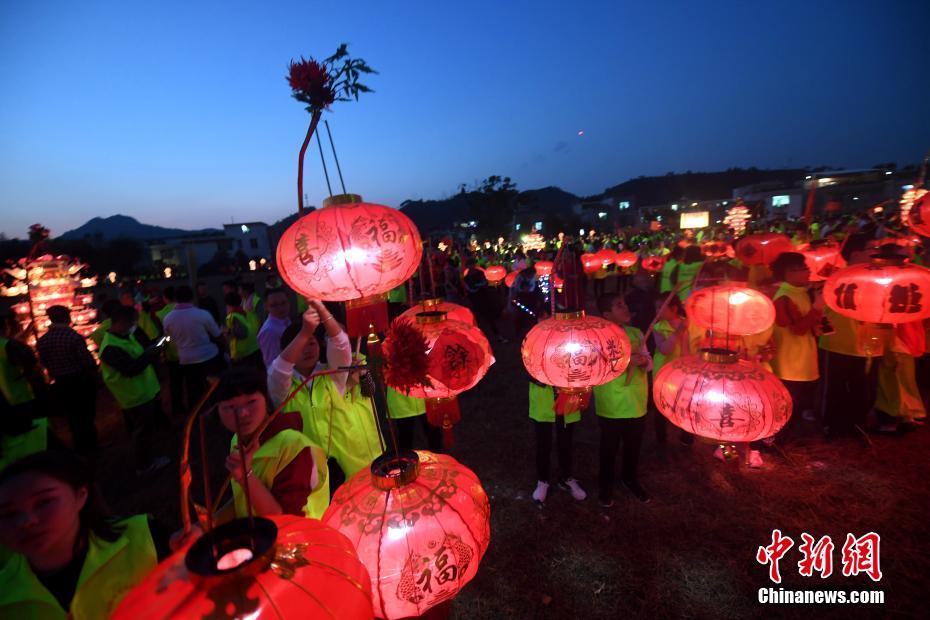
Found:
[723,203,752,237]
[521,310,631,413]
[824,252,930,324]
[534,260,554,277]
[701,241,732,260]
[385,312,492,441]
[685,285,775,336]
[580,253,601,275]
[113,516,374,620]
[801,240,846,282]
[903,188,928,232]
[735,233,792,266]
[615,251,638,268]
[399,298,474,326]
[595,248,617,268]
[276,194,423,337]
[323,451,490,619]
[504,271,519,288]
[654,349,792,442]
[641,256,667,273]
[483,265,507,286]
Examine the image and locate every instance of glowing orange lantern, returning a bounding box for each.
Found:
[504,271,518,288]
[685,285,775,336]
[521,310,631,413]
[276,194,423,337]
[399,298,474,326]
[580,253,601,275]
[701,241,732,259]
[323,451,490,620]
[824,252,930,323]
[641,256,667,273]
[534,260,554,277]
[483,265,507,286]
[801,240,846,282]
[653,349,792,442]
[595,248,617,268]
[735,233,792,266]
[615,251,638,268]
[114,516,374,620]
[905,189,930,235]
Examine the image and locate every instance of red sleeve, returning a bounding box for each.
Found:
[269,447,316,516]
[774,296,821,336]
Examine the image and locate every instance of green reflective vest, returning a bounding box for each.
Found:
[659,259,678,293]
[594,325,648,419]
[0,338,35,406]
[137,309,159,341]
[675,261,703,301]
[0,515,156,620]
[100,332,160,409]
[386,386,425,420]
[226,312,260,360]
[0,418,48,471]
[528,383,580,424]
[89,319,111,348]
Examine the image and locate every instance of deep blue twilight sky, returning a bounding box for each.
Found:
[1,0,928,238]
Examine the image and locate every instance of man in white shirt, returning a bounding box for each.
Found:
[163,284,227,409]
[258,288,292,368]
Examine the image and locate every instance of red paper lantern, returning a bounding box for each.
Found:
[483,265,507,286]
[323,451,490,620]
[534,260,554,276]
[685,285,775,336]
[735,233,792,266]
[801,240,846,282]
[641,255,667,273]
[580,253,601,275]
[653,349,792,443]
[824,253,930,323]
[504,271,518,288]
[114,516,373,620]
[701,241,732,259]
[595,248,617,268]
[276,194,423,336]
[521,310,631,413]
[907,190,930,236]
[399,298,475,326]
[615,251,638,268]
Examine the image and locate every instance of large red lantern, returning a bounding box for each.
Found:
[641,255,667,273]
[399,298,474,326]
[483,265,507,286]
[615,251,638,268]
[824,252,930,323]
[801,240,846,282]
[504,271,518,288]
[595,248,617,268]
[685,285,775,336]
[534,260,554,276]
[580,253,601,275]
[735,233,792,266]
[114,516,374,620]
[521,310,631,413]
[276,194,423,337]
[906,190,930,236]
[323,451,490,620]
[653,349,792,443]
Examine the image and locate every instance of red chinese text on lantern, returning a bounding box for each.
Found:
[653,350,792,442]
[581,253,601,275]
[801,241,846,282]
[323,451,490,620]
[521,310,631,413]
[735,233,792,266]
[504,271,518,288]
[824,256,930,324]
[483,265,507,285]
[534,260,554,276]
[615,251,638,268]
[641,255,667,273]
[399,298,475,326]
[114,516,374,620]
[685,285,775,336]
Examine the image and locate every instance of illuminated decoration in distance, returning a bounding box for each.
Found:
[680,211,710,229]
[723,203,752,237]
[521,233,546,252]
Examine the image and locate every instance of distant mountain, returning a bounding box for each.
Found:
[59,214,220,241]
[600,168,810,205]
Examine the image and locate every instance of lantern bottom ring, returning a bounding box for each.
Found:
[371,450,420,490]
[345,292,389,310]
[185,516,277,580]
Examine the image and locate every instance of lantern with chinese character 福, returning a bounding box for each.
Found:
[276,194,423,337]
[823,251,930,324]
[653,349,792,443]
[641,255,667,273]
[685,285,775,336]
[581,253,601,275]
[483,265,507,286]
[400,298,474,326]
[615,251,638,269]
[384,312,492,443]
[595,248,617,268]
[534,260,554,277]
[322,451,490,620]
[521,310,631,414]
[801,240,846,282]
[504,271,518,288]
[735,233,792,266]
[113,516,374,620]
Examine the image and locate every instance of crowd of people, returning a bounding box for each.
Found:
[1,209,928,616]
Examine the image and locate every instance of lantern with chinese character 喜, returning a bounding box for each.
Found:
[534,260,554,277]
[483,265,507,286]
[383,312,492,444]
[521,310,631,414]
[399,298,475,326]
[801,240,846,282]
[504,271,518,288]
[113,516,374,620]
[641,255,667,273]
[276,194,423,337]
[653,349,792,443]
[823,249,930,323]
[322,451,490,620]
[580,253,601,275]
[615,251,638,269]
[735,232,792,266]
[685,285,775,336]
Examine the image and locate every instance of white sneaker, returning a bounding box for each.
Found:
[559,478,587,501]
[748,450,764,468]
[532,481,549,504]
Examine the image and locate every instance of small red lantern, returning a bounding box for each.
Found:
[483,265,507,286]
[735,233,792,266]
[685,285,775,336]
[114,516,374,620]
[595,248,617,268]
[521,310,631,413]
[399,298,475,326]
[504,271,519,288]
[801,240,846,282]
[615,251,638,268]
[323,451,491,620]
[701,241,732,260]
[581,253,601,275]
[654,349,792,443]
[641,255,667,273]
[276,194,423,337]
[534,260,554,276]
[824,252,930,323]
[906,190,930,235]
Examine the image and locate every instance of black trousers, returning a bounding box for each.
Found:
[822,351,877,436]
[122,394,167,470]
[53,373,98,452]
[780,379,818,438]
[533,418,574,483]
[180,354,226,409]
[394,415,443,453]
[166,360,184,416]
[598,415,645,501]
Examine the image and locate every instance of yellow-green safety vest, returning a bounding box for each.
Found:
[100,332,160,409]
[0,418,48,471]
[137,309,159,341]
[0,338,35,406]
[675,262,703,301]
[226,312,260,360]
[771,282,819,381]
[594,325,648,419]
[386,386,425,420]
[528,383,580,423]
[651,320,680,377]
[659,259,678,293]
[89,319,111,348]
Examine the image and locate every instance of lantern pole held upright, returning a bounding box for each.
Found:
[324,120,348,195]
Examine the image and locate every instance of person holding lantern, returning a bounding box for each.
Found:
[529,379,585,506]
[594,293,652,506]
[651,294,691,446]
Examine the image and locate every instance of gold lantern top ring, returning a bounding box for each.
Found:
[554,310,585,321]
[323,193,364,207]
[371,451,421,490]
[699,347,739,364]
[416,310,448,324]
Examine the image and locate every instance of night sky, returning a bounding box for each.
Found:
[1,0,928,238]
